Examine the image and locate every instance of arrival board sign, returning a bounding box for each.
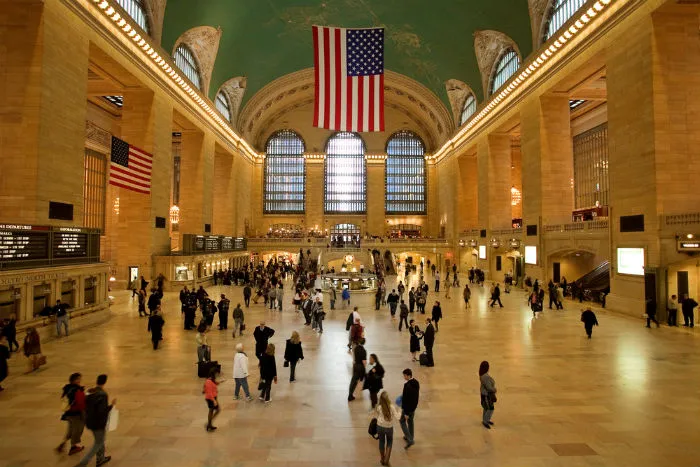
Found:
[52,230,88,258]
[0,228,50,261]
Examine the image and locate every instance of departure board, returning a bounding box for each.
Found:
[52,230,88,258]
[0,227,50,261]
[221,237,233,250]
[205,236,221,251]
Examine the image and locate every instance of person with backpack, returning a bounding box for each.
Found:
[56,373,86,456]
[398,300,410,331]
[76,374,115,467]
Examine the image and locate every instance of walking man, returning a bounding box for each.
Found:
[54,300,70,337]
[387,289,399,317]
[400,368,420,450]
[147,307,165,350]
[75,374,115,467]
[347,338,366,401]
[253,322,275,360]
[398,300,409,331]
[423,318,435,367]
[681,294,697,328]
[243,284,252,308]
[232,303,244,337]
[434,271,440,292]
[217,294,230,330]
[489,283,504,308]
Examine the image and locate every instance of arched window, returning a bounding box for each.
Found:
[324,132,366,214]
[115,0,149,33]
[174,45,201,90]
[215,91,231,122]
[543,0,588,42]
[490,49,520,96]
[385,130,426,215]
[459,94,477,126]
[264,130,306,214]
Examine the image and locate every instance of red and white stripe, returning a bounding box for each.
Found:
[109,145,152,195]
[313,26,384,133]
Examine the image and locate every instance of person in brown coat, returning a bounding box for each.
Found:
[23,327,43,373]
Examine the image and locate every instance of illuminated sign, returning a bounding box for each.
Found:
[525,246,537,265]
[678,241,700,252]
[617,248,645,276]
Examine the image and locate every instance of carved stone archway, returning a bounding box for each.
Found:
[173,26,222,96]
[444,79,478,127]
[215,76,247,128]
[473,30,521,99]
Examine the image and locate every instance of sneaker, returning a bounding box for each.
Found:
[68,446,85,456]
[246,396,253,401]
[264,399,272,403]
[96,456,112,466]
[233,396,240,400]
[258,396,264,401]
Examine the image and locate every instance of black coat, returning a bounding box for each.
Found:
[402,378,420,413]
[423,323,435,348]
[284,339,304,362]
[85,388,112,430]
[363,363,384,392]
[260,354,277,380]
[409,325,422,353]
[431,305,442,322]
[0,343,8,382]
[147,314,165,338]
[254,326,275,356]
[147,293,160,311]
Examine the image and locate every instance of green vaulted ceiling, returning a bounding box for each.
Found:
[161,0,532,108]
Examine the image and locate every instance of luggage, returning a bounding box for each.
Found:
[419,352,430,366]
[198,360,221,378]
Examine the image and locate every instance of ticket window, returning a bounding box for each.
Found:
[175,265,189,281]
[61,280,75,308]
[33,284,52,317]
[0,289,20,322]
[84,277,96,306]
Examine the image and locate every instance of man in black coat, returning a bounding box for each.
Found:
[253,322,275,360]
[147,307,165,350]
[489,283,504,308]
[147,290,160,317]
[348,338,366,401]
[184,292,197,330]
[681,294,697,328]
[423,318,435,367]
[400,368,420,449]
[243,284,252,308]
[79,374,116,467]
[217,294,230,330]
[387,289,399,316]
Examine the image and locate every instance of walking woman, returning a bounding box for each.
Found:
[431,301,443,332]
[258,343,277,402]
[463,284,471,309]
[203,368,220,432]
[56,372,86,455]
[370,390,402,466]
[364,353,385,408]
[23,327,43,373]
[408,320,423,362]
[479,361,497,429]
[444,276,451,298]
[283,331,304,382]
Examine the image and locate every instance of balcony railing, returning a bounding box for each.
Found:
[543,219,609,233]
[663,212,700,226]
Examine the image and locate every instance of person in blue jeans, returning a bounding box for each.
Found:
[76,374,116,467]
[400,368,420,449]
[232,343,252,400]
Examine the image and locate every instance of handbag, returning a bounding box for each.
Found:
[284,360,289,368]
[107,408,119,432]
[368,417,379,439]
[488,392,497,403]
[257,379,265,390]
[240,323,246,331]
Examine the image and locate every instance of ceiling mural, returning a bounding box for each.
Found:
[161,0,532,107]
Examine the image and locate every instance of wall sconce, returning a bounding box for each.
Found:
[458,239,465,247]
[489,237,502,249]
[508,238,521,249]
[468,239,478,248]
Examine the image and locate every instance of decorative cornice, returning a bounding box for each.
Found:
[173,26,222,96]
[473,30,521,99]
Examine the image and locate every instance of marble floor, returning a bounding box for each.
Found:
[2,274,700,467]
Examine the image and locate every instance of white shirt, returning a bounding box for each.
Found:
[371,399,402,428]
[196,332,208,347]
[233,352,249,378]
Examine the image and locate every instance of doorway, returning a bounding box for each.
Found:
[553,262,561,283]
[677,271,689,298]
[129,266,139,288]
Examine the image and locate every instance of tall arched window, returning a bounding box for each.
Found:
[264,130,306,214]
[385,130,426,215]
[543,0,588,42]
[325,132,366,214]
[115,0,149,33]
[460,94,477,126]
[490,49,520,96]
[215,91,231,122]
[174,45,201,90]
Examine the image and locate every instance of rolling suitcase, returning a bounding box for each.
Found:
[198,360,221,378]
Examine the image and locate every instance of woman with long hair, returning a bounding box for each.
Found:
[364,353,385,408]
[203,368,220,432]
[259,343,277,402]
[370,390,402,466]
[408,320,422,361]
[479,361,497,429]
[283,331,304,382]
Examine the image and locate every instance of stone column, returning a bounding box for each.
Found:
[306,159,325,234]
[456,153,479,231]
[178,130,215,239]
[212,147,236,235]
[477,134,512,231]
[110,89,173,283]
[605,5,700,316]
[366,160,385,237]
[0,0,89,225]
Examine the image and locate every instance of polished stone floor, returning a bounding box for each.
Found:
[1,273,700,467]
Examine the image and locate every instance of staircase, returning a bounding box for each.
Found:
[383,250,397,276]
[571,260,610,300]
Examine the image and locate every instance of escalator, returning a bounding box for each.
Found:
[570,260,610,302]
[372,249,385,274]
[383,250,397,276]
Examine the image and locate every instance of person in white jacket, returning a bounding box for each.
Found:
[370,390,402,466]
[233,343,252,401]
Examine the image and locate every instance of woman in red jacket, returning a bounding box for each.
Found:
[56,372,86,455]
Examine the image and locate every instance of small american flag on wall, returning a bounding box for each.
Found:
[109,136,153,194]
[313,25,385,132]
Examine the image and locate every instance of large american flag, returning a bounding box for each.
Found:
[313,26,385,132]
[109,136,152,194]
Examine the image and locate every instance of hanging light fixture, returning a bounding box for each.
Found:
[511,186,522,206]
[170,205,180,224]
[490,237,502,249]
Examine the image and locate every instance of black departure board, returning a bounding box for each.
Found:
[194,236,205,251]
[0,228,50,261]
[52,230,88,258]
[221,237,233,250]
[182,235,247,255]
[205,237,221,251]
